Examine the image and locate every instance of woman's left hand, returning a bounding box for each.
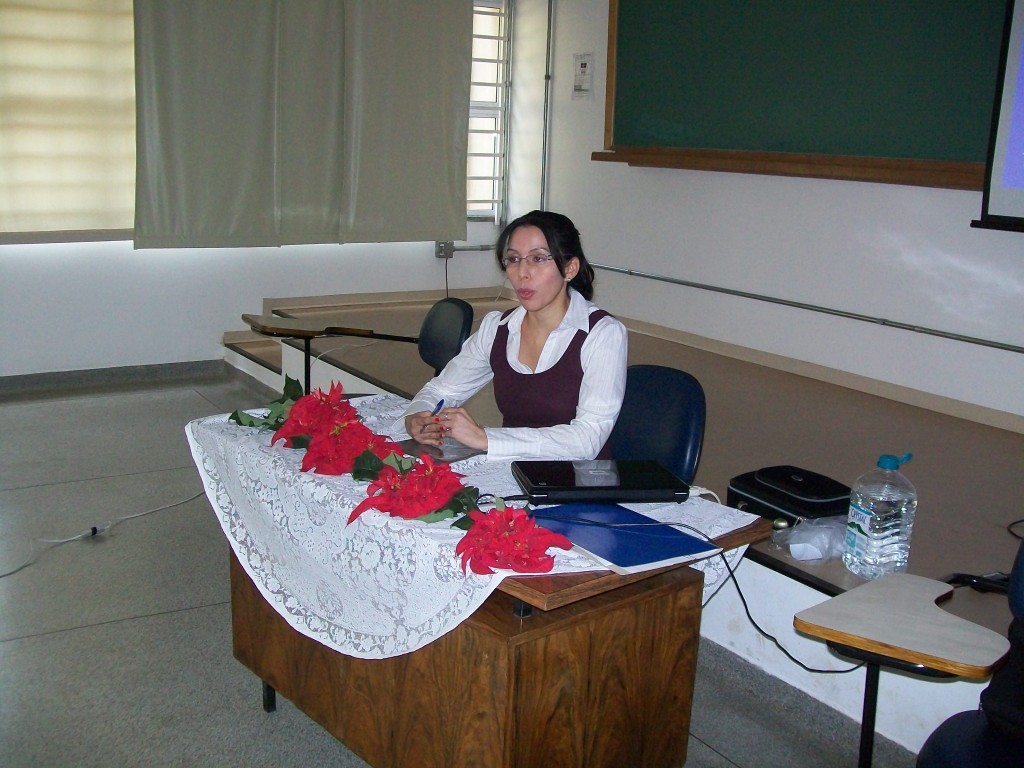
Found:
[438,407,488,451]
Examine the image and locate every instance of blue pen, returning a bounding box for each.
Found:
[431,399,445,416]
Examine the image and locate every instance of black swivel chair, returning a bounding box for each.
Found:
[416,297,474,375]
[608,364,706,484]
[916,539,1024,768]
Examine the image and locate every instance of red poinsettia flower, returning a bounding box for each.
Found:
[271,382,359,448]
[455,506,572,575]
[263,382,470,521]
[348,454,466,523]
[301,421,399,475]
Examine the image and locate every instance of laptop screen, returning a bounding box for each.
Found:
[511,459,689,505]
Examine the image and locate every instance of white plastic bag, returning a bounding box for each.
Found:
[772,517,847,562]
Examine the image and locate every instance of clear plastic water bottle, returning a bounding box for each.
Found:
[842,453,917,579]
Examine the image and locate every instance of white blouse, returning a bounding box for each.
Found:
[403,290,628,461]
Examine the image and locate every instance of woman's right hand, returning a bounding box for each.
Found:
[405,411,444,446]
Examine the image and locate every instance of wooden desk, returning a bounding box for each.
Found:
[794,574,1010,768]
[231,519,770,768]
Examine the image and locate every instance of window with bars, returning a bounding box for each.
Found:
[467,0,509,223]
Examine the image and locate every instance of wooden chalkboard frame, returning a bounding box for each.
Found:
[593,0,987,190]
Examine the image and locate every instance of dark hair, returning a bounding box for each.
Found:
[495,210,596,300]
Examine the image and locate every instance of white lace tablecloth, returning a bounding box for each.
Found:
[186,393,757,659]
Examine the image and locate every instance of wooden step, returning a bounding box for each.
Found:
[222,331,284,392]
[224,338,282,374]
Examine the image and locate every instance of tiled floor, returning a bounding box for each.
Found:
[0,370,915,767]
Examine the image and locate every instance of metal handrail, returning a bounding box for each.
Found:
[593,263,1023,355]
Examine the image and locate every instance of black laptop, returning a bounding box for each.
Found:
[511,459,689,505]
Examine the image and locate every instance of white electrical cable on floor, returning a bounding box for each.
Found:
[0,491,203,579]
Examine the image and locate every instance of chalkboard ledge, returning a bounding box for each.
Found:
[591,147,984,191]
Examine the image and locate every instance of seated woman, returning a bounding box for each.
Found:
[403,210,627,461]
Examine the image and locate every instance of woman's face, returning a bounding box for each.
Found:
[504,225,578,316]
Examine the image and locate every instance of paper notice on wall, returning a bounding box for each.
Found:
[573,53,594,100]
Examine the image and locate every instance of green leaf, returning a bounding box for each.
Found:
[415,486,480,526]
[226,378,298,431]
[383,452,414,473]
[351,451,385,482]
[265,400,291,420]
[282,375,304,401]
[451,514,474,531]
[417,508,458,524]
[228,409,249,427]
[450,486,481,516]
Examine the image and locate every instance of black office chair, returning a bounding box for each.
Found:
[609,364,706,484]
[416,297,473,375]
[916,539,1024,768]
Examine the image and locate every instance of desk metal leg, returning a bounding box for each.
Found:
[827,641,952,768]
[512,598,533,618]
[262,680,277,713]
[858,661,880,768]
[302,338,312,394]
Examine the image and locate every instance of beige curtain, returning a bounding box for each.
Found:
[133,0,471,249]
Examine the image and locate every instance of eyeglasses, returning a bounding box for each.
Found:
[501,253,554,269]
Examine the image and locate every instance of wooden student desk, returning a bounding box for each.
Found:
[795,574,1010,768]
[230,519,770,768]
[241,313,418,394]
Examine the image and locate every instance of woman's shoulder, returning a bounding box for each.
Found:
[483,305,522,326]
[470,307,517,342]
[584,302,626,330]
[567,291,611,324]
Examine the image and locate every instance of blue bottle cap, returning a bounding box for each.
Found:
[877,453,912,470]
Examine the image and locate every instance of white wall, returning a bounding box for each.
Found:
[544,0,1024,421]
[0,226,503,378]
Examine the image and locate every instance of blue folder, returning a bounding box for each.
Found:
[532,503,720,575]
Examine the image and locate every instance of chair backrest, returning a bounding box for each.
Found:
[417,297,474,375]
[609,364,706,484]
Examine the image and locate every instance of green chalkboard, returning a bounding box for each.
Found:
[598,0,1009,188]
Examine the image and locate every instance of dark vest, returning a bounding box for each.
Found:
[490,308,612,459]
